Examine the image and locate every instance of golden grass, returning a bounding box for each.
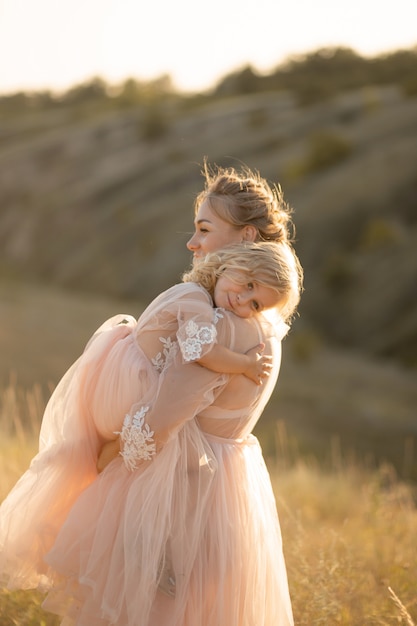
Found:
[0,384,416,625]
[272,455,417,624]
[0,380,46,498]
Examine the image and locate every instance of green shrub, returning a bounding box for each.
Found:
[322,251,355,294]
[141,105,170,141]
[359,217,403,250]
[403,77,417,97]
[285,131,353,181]
[290,329,321,362]
[304,131,353,173]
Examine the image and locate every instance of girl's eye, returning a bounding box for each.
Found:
[247,282,254,290]
[199,227,209,234]
[252,301,260,311]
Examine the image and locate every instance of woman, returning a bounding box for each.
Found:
[41,240,301,625]
[0,163,299,625]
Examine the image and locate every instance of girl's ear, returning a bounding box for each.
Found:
[241,225,257,242]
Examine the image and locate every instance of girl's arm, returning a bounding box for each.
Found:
[197,343,272,385]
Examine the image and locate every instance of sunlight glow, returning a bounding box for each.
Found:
[0,0,416,94]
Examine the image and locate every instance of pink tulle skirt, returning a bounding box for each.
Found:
[43,426,293,625]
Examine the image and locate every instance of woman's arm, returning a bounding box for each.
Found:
[97,353,226,472]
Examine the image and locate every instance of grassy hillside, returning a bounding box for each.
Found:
[1,84,416,361]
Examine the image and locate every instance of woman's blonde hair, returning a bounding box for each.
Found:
[183,241,303,323]
[194,161,294,244]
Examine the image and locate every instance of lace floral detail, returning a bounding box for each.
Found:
[152,336,178,373]
[178,320,217,362]
[117,406,156,471]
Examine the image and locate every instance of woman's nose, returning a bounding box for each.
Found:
[187,234,198,251]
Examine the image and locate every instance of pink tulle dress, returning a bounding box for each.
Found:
[0,283,293,625]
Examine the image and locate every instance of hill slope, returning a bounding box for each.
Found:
[1,85,416,362]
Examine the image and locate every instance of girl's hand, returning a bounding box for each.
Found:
[244,343,273,385]
[97,437,121,473]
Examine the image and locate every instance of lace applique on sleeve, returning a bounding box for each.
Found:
[152,336,178,373]
[116,406,156,471]
[178,319,217,362]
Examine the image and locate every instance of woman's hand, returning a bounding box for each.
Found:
[97,437,121,473]
[244,343,273,385]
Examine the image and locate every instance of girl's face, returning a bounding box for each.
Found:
[213,274,280,319]
[187,200,245,259]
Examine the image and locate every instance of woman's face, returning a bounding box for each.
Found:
[187,200,245,260]
[213,274,280,319]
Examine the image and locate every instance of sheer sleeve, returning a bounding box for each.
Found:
[118,304,231,471]
[135,283,222,366]
[175,292,221,363]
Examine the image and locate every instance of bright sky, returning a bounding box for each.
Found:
[0,0,416,95]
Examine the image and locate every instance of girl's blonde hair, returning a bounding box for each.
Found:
[194,161,294,244]
[183,241,303,324]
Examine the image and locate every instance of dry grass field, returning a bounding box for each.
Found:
[0,386,416,625]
